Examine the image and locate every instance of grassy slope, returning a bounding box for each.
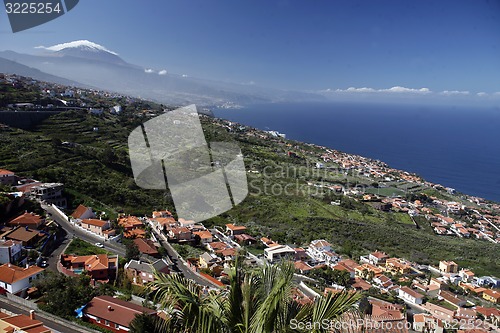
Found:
[0,110,498,276]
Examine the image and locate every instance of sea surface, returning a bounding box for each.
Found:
[215,102,500,203]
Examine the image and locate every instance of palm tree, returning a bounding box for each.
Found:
[129,313,163,333]
[148,258,361,333]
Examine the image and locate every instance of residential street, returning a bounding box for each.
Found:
[152,228,219,288]
[45,234,70,272]
[0,298,87,333]
[43,202,218,288]
[43,203,321,297]
[42,204,126,257]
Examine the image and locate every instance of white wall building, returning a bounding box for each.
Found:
[265,245,296,262]
[0,263,44,294]
[398,286,424,305]
[0,240,23,264]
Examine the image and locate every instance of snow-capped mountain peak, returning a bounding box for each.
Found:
[37,40,119,55]
[34,40,129,65]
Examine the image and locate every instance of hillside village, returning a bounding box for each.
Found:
[0,75,499,332]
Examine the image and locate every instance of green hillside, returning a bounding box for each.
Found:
[0,87,498,276]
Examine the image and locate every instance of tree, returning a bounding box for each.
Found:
[34,272,98,319]
[130,313,163,333]
[148,257,361,333]
[358,297,372,315]
[124,239,140,262]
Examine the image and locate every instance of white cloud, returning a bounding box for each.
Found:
[477,92,488,97]
[493,92,500,96]
[344,87,376,93]
[382,86,431,94]
[158,70,167,75]
[440,90,470,96]
[144,68,154,74]
[327,86,431,94]
[182,74,188,78]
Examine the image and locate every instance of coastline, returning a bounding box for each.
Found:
[214,102,500,203]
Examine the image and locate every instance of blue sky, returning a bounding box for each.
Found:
[1,0,500,102]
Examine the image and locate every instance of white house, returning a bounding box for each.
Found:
[264,245,296,262]
[368,251,389,266]
[372,274,394,291]
[111,105,122,114]
[315,162,324,169]
[306,239,340,266]
[398,286,425,305]
[80,219,111,236]
[0,240,23,264]
[0,169,15,185]
[70,204,95,221]
[0,263,44,294]
[309,239,332,253]
[413,313,443,333]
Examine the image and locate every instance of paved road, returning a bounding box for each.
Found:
[44,203,214,288]
[151,228,218,288]
[44,204,317,295]
[46,235,70,272]
[43,204,126,257]
[0,298,85,333]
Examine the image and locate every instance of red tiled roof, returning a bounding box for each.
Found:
[8,212,43,227]
[440,290,465,306]
[352,278,372,291]
[84,296,156,328]
[23,325,51,333]
[193,230,212,239]
[338,259,359,270]
[4,227,41,243]
[170,227,190,234]
[16,182,42,193]
[1,314,51,333]
[218,248,237,257]
[71,204,91,219]
[400,286,424,299]
[294,261,313,271]
[226,223,247,231]
[475,306,500,317]
[123,228,146,239]
[153,217,176,226]
[234,234,256,241]
[0,169,14,175]
[483,289,500,300]
[209,242,228,251]
[371,251,389,259]
[81,219,108,228]
[118,216,143,229]
[199,273,224,287]
[0,264,44,284]
[63,254,116,272]
[133,238,159,256]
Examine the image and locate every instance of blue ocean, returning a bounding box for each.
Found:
[215,102,500,203]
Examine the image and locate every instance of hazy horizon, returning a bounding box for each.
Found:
[1,1,500,106]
